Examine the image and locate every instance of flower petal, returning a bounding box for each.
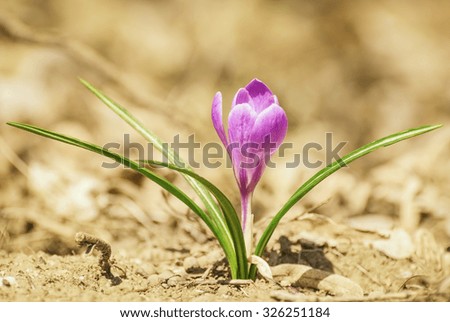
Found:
[228,103,257,148]
[228,103,257,188]
[250,104,288,155]
[232,88,253,108]
[273,95,279,105]
[211,92,228,147]
[246,161,265,195]
[245,79,276,113]
[237,167,249,192]
[244,104,287,193]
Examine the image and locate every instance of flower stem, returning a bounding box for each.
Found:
[244,214,254,261]
[241,192,253,260]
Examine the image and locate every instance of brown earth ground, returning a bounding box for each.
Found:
[1,0,449,301]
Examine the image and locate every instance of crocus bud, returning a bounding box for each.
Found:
[211,79,288,235]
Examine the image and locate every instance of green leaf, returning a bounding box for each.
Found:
[7,121,240,278]
[78,79,233,253]
[140,159,248,278]
[249,124,442,279]
[79,79,242,275]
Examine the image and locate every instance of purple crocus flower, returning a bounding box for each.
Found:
[211,79,288,252]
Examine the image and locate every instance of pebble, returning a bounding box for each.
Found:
[197,250,223,267]
[216,285,230,296]
[183,256,202,274]
[335,239,351,254]
[159,270,175,280]
[0,276,17,287]
[147,274,160,286]
[372,229,415,259]
[347,214,394,235]
[144,264,156,275]
[368,291,384,298]
[166,275,182,287]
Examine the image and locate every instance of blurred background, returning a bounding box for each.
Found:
[0,0,449,256]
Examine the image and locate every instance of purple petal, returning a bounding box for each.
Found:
[273,95,279,105]
[211,92,228,148]
[227,103,257,188]
[249,104,288,155]
[246,162,265,194]
[237,167,249,193]
[245,79,276,113]
[232,88,253,108]
[228,103,257,148]
[242,104,287,193]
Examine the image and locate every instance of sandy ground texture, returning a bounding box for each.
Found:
[1,0,450,301]
[1,212,449,301]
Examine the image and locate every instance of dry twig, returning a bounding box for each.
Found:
[75,232,122,285]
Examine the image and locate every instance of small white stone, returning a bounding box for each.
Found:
[372,229,415,259]
[0,276,17,287]
[347,214,394,235]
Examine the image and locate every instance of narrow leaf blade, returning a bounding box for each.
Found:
[7,121,239,278]
[78,79,224,219]
[141,159,248,278]
[250,124,442,279]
